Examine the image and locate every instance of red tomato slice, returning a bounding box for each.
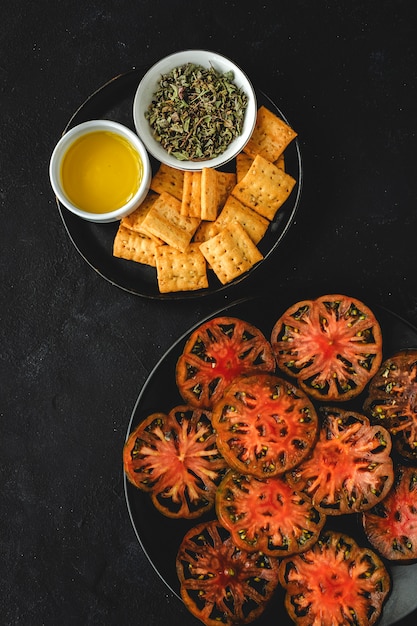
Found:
[176,520,279,626]
[286,407,394,515]
[216,471,326,556]
[363,349,417,461]
[279,530,391,626]
[212,373,318,478]
[123,406,227,518]
[176,316,276,409]
[271,294,383,401]
[363,464,417,561]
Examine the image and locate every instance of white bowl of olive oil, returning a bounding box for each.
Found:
[49,120,151,223]
[133,50,257,171]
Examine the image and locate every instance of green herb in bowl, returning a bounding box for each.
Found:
[145,63,249,162]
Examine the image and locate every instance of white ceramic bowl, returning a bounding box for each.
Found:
[133,50,257,171]
[49,119,151,223]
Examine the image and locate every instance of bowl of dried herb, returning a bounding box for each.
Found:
[133,50,257,171]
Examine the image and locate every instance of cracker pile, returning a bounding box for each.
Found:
[113,106,297,293]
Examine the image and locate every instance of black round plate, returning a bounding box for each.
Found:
[124,295,417,625]
[56,69,302,299]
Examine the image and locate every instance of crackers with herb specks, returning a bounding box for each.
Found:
[243,105,297,162]
[232,154,296,221]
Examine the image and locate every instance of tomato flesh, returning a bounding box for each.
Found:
[216,471,326,556]
[271,294,383,401]
[286,407,394,514]
[212,373,318,478]
[176,520,279,626]
[364,349,417,461]
[279,530,391,626]
[176,317,276,409]
[363,464,417,561]
[123,406,227,518]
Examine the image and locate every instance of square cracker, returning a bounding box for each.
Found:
[113,224,159,267]
[217,171,236,206]
[141,191,200,252]
[121,192,163,244]
[215,195,269,244]
[199,223,263,285]
[231,154,296,221]
[193,220,221,244]
[243,105,297,162]
[201,167,220,221]
[236,152,253,182]
[150,163,184,201]
[155,243,208,293]
[181,171,202,218]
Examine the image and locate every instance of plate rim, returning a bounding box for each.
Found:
[55,68,303,300]
[123,294,417,624]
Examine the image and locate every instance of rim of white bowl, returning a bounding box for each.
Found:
[133,50,257,171]
[49,119,151,223]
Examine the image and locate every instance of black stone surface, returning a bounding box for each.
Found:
[1,1,417,624]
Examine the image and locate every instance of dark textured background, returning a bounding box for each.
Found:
[1,1,417,624]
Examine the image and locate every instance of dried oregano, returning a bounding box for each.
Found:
[145,63,249,161]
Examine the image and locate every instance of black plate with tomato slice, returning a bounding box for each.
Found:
[55,69,302,299]
[124,295,417,625]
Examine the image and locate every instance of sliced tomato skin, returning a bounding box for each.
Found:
[123,406,227,519]
[278,530,391,626]
[363,349,417,461]
[176,316,276,410]
[363,464,417,562]
[176,520,279,626]
[216,470,326,556]
[271,294,383,402]
[286,407,394,515]
[212,373,318,478]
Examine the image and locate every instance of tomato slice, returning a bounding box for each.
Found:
[286,407,394,514]
[216,470,326,556]
[212,373,318,478]
[271,294,383,401]
[278,530,391,626]
[176,520,279,626]
[363,349,417,461]
[123,406,227,518]
[176,316,276,409]
[363,464,417,561]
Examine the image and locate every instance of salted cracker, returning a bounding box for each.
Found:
[150,163,184,201]
[231,154,296,221]
[199,223,263,285]
[201,167,220,221]
[121,192,163,244]
[215,195,269,244]
[217,171,236,207]
[155,243,208,293]
[113,224,159,267]
[243,105,297,162]
[236,152,253,182]
[141,191,200,252]
[181,171,202,218]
